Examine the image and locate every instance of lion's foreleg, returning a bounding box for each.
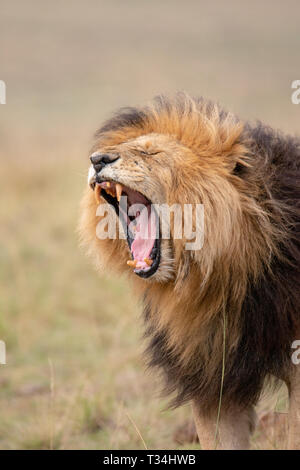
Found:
[192,401,256,450]
[287,365,300,450]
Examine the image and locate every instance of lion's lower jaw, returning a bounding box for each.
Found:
[151,240,175,283]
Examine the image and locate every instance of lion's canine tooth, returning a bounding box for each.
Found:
[106,188,114,197]
[144,258,153,266]
[95,185,101,204]
[106,182,111,188]
[127,260,137,268]
[116,183,123,202]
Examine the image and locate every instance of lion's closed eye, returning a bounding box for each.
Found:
[140,150,161,156]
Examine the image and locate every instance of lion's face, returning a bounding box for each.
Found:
[79,95,253,287]
[84,133,203,283]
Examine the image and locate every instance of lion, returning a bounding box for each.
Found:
[78,93,300,449]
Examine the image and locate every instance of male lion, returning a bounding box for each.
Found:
[79,93,300,449]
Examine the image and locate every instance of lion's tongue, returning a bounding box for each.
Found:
[131,207,156,270]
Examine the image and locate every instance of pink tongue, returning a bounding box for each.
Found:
[131,207,156,270]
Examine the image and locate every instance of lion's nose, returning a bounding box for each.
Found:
[90,152,119,172]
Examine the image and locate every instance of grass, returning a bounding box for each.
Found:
[0,0,299,449]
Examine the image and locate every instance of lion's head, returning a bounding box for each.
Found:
[79,94,277,295]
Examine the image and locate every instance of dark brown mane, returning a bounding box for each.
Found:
[143,116,300,411]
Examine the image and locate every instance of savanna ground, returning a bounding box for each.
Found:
[0,0,299,449]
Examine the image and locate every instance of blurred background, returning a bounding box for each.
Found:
[0,0,299,449]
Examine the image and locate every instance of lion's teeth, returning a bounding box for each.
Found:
[127,260,137,268]
[106,182,111,188]
[95,185,101,204]
[116,183,123,202]
[144,258,153,266]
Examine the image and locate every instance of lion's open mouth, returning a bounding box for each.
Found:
[91,180,160,278]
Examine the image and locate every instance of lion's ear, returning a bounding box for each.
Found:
[227,156,249,176]
[232,161,246,176]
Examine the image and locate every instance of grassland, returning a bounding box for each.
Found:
[0,0,299,449]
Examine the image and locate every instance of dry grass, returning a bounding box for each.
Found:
[0,0,299,449]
